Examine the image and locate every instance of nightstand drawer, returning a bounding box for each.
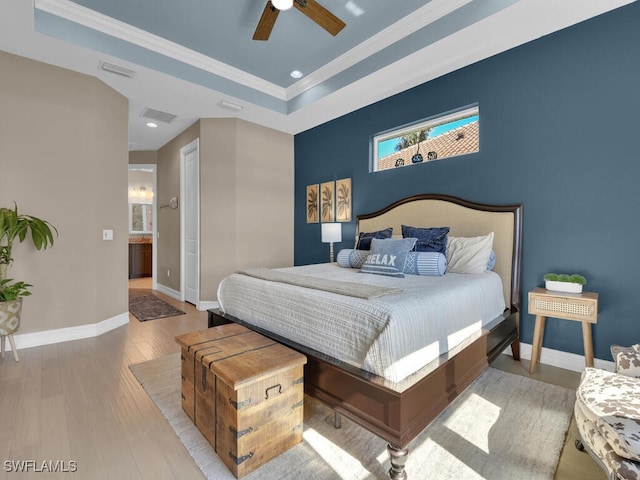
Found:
[529,290,598,324]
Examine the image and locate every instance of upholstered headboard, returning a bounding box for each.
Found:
[357,194,522,310]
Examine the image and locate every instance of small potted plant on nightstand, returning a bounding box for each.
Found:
[544,273,587,293]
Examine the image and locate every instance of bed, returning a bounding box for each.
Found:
[209,193,522,479]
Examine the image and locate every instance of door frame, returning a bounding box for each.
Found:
[128,163,157,287]
[180,138,200,305]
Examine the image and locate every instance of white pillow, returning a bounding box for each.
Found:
[446,232,494,274]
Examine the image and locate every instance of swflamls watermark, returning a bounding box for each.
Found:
[4,460,78,473]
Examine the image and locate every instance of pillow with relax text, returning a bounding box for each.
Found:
[359,237,417,278]
[338,248,446,276]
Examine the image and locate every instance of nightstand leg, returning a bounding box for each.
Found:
[529,315,546,374]
[536,317,545,362]
[581,322,594,368]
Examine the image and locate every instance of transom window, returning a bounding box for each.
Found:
[371,105,479,172]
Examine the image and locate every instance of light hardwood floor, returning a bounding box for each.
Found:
[0,278,605,479]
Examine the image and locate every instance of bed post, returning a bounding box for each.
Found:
[511,338,521,360]
[387,444,409,480]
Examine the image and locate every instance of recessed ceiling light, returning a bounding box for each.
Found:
[146,122,158,128]
[272,0,293,10]
[345,1,365,17]
[290,70,303,79]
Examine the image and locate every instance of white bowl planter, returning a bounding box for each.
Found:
[545,280,583,293]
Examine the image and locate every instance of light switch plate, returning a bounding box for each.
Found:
[103,229,113,240]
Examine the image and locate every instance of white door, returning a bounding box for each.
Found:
[181,139,199,305]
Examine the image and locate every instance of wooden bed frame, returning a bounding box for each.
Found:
[209,193,523,479]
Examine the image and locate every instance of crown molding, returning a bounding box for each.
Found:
[286,0,472,100]
[34,0,287,100]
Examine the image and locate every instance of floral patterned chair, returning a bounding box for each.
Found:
[574,345,640,480]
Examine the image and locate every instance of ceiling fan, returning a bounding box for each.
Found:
[253,0,346,41]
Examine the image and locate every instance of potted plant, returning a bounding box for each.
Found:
[0,204,56,361]
[0,203,57,281]
[543,273,587,293]
[0,279,31,361]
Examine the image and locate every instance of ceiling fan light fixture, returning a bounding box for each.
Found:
[272,0,293,11]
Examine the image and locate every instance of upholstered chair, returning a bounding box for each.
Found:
[574,345,640,480]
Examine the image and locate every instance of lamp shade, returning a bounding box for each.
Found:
[321,223,342,243]
[272,0,294,10]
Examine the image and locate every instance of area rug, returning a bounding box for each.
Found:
[128,294,185,321]
[129,354,575,480]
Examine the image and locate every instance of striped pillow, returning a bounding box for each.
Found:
[336,249,369,268]
[338,249,446,276]
[404,252,447,276]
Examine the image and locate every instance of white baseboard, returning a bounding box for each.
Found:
[156,283,181,300]
[197,301,218,311]
[4,312,129,352]
[503,342,615,373]
[154,283,217,311]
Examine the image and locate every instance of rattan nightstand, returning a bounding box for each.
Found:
[528,287,599,374]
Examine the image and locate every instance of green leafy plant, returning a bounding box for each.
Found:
[0,203,57,280]
[544,273,587,285]
[0,279,32,302]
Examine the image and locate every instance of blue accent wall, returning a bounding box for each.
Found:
[294,2,640,361]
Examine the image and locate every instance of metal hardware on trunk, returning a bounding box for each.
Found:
[201,364,207,391]
[229,451,254,465]
[229,397,252,410]
[265,384,282,399]
[292,399,304,410]
[292,376,304,385]
[229,425,254,439]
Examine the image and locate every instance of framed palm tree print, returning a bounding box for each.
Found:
[306,184,319,223]
[320,181,335,222]
[336,178,351,222]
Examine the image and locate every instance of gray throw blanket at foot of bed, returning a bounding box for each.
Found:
[236,267,402,300]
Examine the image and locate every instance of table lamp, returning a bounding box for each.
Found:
[321,223,342,263]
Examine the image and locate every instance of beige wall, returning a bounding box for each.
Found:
[0,51,129,333]
[234,119,294,270]
[199,119,237,299]
[129,150,158,165]
[156,118,294,302]
[156,121,200,291]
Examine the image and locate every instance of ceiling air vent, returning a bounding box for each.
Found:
[219,100,243,112]
[99,61,136,79]
[141,108,177,124]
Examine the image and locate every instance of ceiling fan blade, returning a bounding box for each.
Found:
[294,0,346,36]
[253,1,280,41]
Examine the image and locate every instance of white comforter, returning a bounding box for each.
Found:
[217,263,505,383]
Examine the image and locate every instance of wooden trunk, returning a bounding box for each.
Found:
[176,324,307,478]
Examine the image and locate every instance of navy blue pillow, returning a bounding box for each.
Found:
[401,225,450,254]
[356,227,393,251]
